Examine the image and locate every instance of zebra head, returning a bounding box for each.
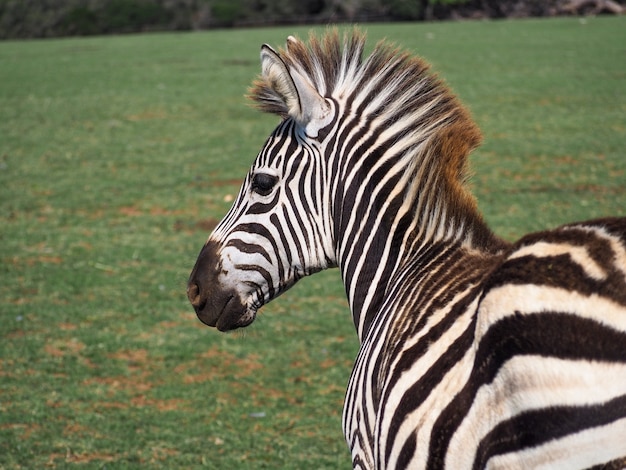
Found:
[187,37,338,331]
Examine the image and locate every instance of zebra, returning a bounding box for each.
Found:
[187,29,626,469]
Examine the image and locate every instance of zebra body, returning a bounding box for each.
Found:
[187,30,626,469]
[348,219,626,469]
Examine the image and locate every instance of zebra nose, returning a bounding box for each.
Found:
[187,282,203,309]
[188,240,220,313]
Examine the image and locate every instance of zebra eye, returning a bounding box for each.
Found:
[251,173,278,196]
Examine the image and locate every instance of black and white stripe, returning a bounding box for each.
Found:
[187,29,626,468]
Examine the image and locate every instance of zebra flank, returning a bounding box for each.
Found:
[187,29,626,469]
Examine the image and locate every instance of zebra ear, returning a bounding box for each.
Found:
[260,44,332,137]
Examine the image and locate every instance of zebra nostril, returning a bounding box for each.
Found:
[187,282,202,308]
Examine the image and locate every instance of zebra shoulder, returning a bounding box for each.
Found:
[474,215,626,356]
[483,216,626,300]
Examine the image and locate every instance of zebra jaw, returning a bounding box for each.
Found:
[187,241,257,332]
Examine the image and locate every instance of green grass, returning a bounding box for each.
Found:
[1,17,625,469]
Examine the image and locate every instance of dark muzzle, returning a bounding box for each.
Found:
[187,240,249,331]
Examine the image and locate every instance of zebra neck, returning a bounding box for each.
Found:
[333,142,506,342]
[337,218,502,342]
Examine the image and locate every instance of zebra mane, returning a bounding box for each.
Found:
[249,29,495,249]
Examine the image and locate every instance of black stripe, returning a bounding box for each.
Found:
[487,254,626,305]
[473,394,626,470]
[281,201,307,270]
[481,312,626,364]
[396,429,417,468]
[427,312,626,468]
[224,239,271,264]
[270,212,293,268]
[247,189,281,215]
[570,218,626,245]
[367,244,464,410]
[384,310,477,466]
[585,455,626,470]
[349,175,405,332]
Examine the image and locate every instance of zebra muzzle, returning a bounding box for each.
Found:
[187,241,253,332]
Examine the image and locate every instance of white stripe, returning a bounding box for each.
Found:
[485,416,626,470]
[563,224,626,279]
[388,348,476,469]
[508,242,607,280]
[446,356,626,468]
[383,297,478,467]
[477,284,626,339]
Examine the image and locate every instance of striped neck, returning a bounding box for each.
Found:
[327,110,506,341]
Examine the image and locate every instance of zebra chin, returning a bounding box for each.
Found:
[194,292,256,332]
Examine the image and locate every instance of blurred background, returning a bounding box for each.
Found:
[1,0,624,39]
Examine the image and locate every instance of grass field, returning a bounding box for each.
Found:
[1,16,625,469]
